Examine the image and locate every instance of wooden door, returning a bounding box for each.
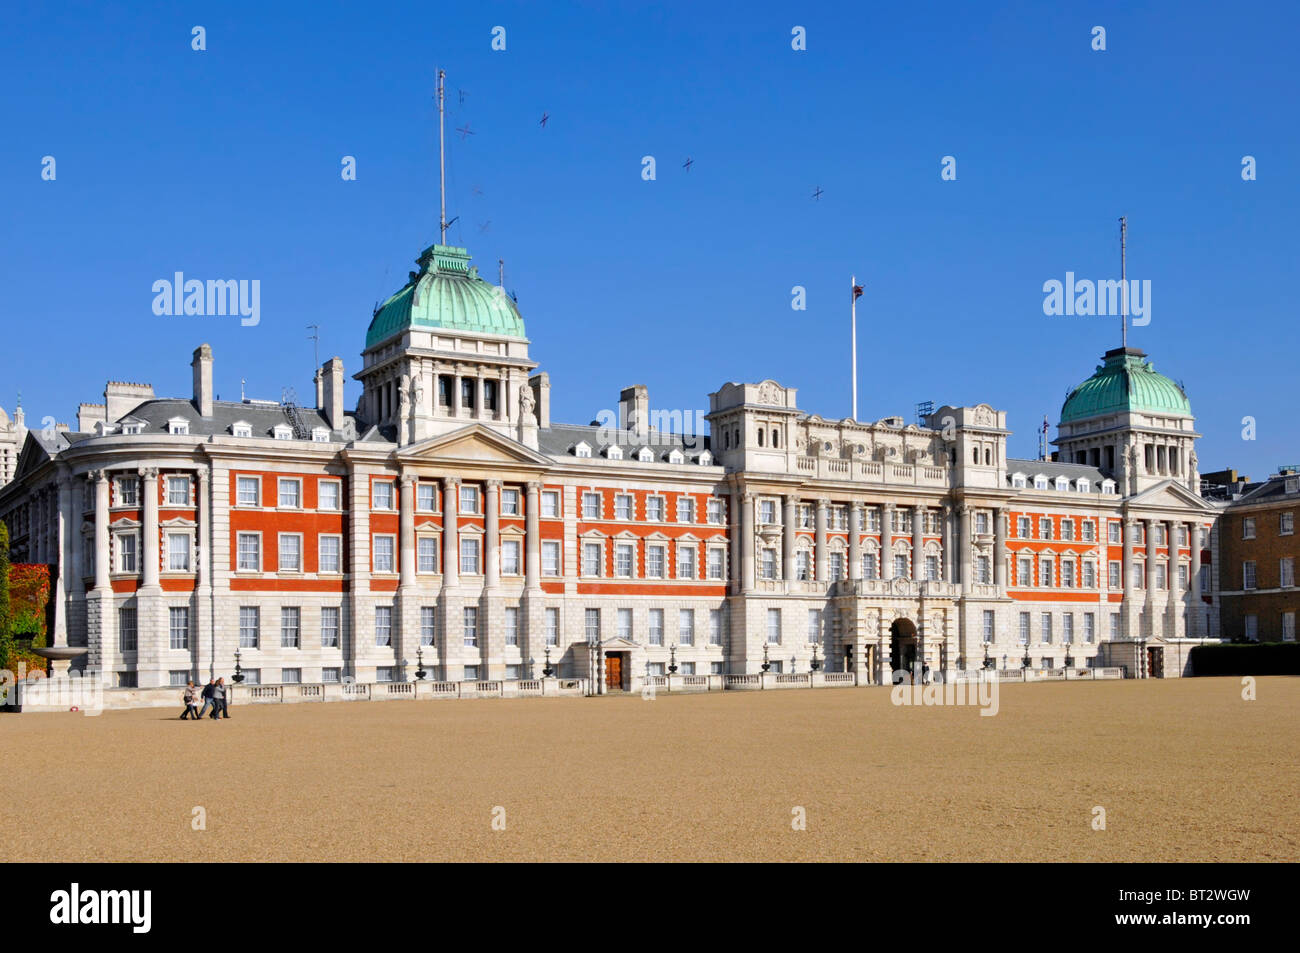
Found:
[605,654,623,690]
[1147,647,1164,679]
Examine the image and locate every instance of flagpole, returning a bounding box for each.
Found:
[438,68,447,245]
[851,275,858,421]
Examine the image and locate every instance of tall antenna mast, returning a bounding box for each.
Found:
[438,68,448,245]
[307,324,319,370]
[1119,215,1128,349]
[498,258,505,286]
[851,277,864,420]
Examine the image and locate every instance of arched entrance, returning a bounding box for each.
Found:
[890,618,919,682]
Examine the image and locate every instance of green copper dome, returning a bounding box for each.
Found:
[1060,348,1190,424]
[365,244,525,349]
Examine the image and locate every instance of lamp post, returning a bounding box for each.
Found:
[811,641,821,671]
[668,643,678,675]
[231,648,245,684]
[542,646,554,678]
[760,643,771,673]
[415,647,427,681]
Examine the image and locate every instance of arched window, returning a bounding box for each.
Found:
[984,448,991,466]
[723,431,730,450]
[757,429,765,447]
[772,428,780,448]
[972,447,980,464]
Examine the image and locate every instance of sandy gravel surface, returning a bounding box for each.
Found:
[3,678,1296,862]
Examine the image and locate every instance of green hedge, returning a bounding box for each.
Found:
[1190,642,1300,676]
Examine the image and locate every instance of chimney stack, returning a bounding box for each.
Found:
[619,385,649,436]
[321,357,346,430]
[191,344,214,417]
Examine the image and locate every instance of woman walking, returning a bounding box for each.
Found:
[180,680,200,720]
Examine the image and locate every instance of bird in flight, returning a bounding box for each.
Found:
[683,157,694,172]
[458,88,467,106]
[812,186,824,201]
[456,124,474,139]
[539,112,549,128]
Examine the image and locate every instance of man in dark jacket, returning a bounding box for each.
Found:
[196,678,216,719]
[212,677,229,719]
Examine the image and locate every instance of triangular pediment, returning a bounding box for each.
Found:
[10,431,54,483]
[396,424,551,470]
[1127,479,1217,512]
[600,637,640,650]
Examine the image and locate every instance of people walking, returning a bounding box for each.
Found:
[212,677,229,719]
[180,680,200,720]
[197,678,216,719]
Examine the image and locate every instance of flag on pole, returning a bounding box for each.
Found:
[852,284,864,300]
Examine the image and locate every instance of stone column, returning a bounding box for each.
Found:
[740,490,755,592]
[50,472,73,658]
[399,474,416,588]
[442,476,460,590]
[848,503,863,581]
[87,470,114,684]
[880,502,895,581]
[1189,522,1203,639]
[942,504,954,582]
[525,481,542,591]
[496,369,509,422]
[475,368,487,421]
[451,369,462,418]
[484,478,501,590]
[958,503,973,595]
[1166,518,1181,637]
[814,498,829,583]
[140,467,160,588]
[783,495,798,585]
[912,504,925,581]
[1122,516,1136,639]
[1145,516,1159,604]
[993,506,1007,588]
[195,466,211,682]
[92,470,111,590]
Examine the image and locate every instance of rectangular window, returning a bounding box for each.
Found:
[319,535,342,573]
[118,607,138,652]
[925,555,938,581]
[501,488,520,516]
[460,537,481,574]
[169,606,190,649]
[1281,557,1295,588]
[1017,516,1030,538]
[170,670,191,687]
[761,549,777,580]
[239,606,260,648]
[501,539,521,575]
[829,552,844,581]
[167,476,190,506]
[280,668,302,684]
[1109,521,1121,543]
[318,480,341,511]
[281,607,301,648]
[416,537,437,573]
[582,542,603,577]
[117,534,138,573]
[982,610,994,643]
[236,533,260,571]
[797,551,811,581]
[322,668,341,684]
[615,493,633,520]
[679,609,695,646]
[709,609,724,645]
[707,548,724,580]
[1039,518,1051,540]
[462,607,478,647]
[461,665,479,682]
[1178,564,1188,590]
[1061,560,1075,588]
[894,554,907,578]
[677,497,696,523]
[1243,517,1256,539]
[1281,512,1295,536]
[321,606,340,647]
[1243,561,1257,590]
[1244,614,1258,641]
[1062,614,1074,644]
[375,606,392,646]
[373,535,396,573]
[1109,561,1121,589]
[505,606,519,646]
[166,533,191,571]
[1083,561,1096,589]
[648,609,664,645]
[1039,559,1053,587]
[615,543,634,578]
[1040,613,1052,644]
[977,555,990,584]
[808,609,821,644]
[545,607,559,646]
[1018,612,1030,644]
[1283,612,1296,642]
[587,608,603,642]
[975,512,989,535]
[278,478,301,508]
[582,492,602,519]
[542,541,560,576]
[1110,613,1121,639]
[862,552,877,580]
[237,476,260,506]
[419,606,437,646]
[278,534,302,572]
[1082,520,1095,542]
[707,498,724,524]
[766,608,781,644]
[646,546,665,579]
[1084,612,1095,643]
[759,499,776,524]
[117,477,139,507]
[416,483,436,512]
[1018,557,1032,586]
[646,496,665,522]
[541,491,559,518]
[376,666,395,683]
[1061,519,1074,541]
[617,608,632,640]
[459,485,478,514]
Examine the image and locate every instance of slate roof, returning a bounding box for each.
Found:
[118,398,353,439]
[1006,457,1111,489]
[538,422,712,463]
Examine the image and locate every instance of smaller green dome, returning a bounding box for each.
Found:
[1060,348,1190,424]
[365,244,525,349]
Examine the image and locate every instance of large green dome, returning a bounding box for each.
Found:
[1060,347,1190,424]
[365,244,525,349]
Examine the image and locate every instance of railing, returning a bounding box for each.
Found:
[725,674,761,687]
[474,681,503,694]
[681,676,709,686]
[822,672,855,683]
[775,674,805,684]
[384,682,414,695]
[249,686,281,701]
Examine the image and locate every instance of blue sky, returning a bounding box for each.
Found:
[2,0,1296,475]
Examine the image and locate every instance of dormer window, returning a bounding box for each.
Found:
[1034,475,1048,490]
[1055,476,1069,491]
[698,450,713,466]
[605,445,623,460]
[574,441,592,458]
[1076,478,1090,493]
[122,422,144,435]
[312,427,330,443]
[167,418,190,435]
[1101,480,1117,494]
[273,424,293,440]
[1011,473,1026,488]
[637,447,653,462]
[231,421,252,438]
[667,448,684,464]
